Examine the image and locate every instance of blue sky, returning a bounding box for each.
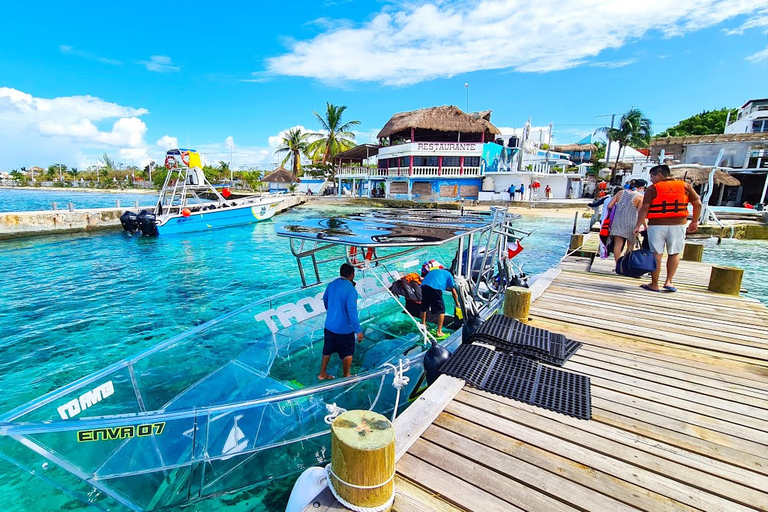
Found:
[1,0,766,171]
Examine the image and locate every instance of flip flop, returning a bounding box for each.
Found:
[434,332,450,340]
[317,374,335,380]
[663,286,678,292]
[640,284,661,292]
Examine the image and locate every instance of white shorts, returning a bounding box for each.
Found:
[647,224,686,255]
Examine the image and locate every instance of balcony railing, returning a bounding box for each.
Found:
[337,166,481,178]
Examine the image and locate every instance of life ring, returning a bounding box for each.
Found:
[348,247,375,267]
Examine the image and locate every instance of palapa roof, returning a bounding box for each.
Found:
[261,167,296,183]
[651,133,768,146]
[669,165,741,187]
[333,144,379,162]
[377,106,500,140]
[551,143,597,153]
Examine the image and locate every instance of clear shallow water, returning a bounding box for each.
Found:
[0,188,157,212]
[699,237,768,304]
[0,204,573,512]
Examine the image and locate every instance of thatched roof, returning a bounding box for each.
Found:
[605,161,634,171]
[669,165,741,187]
[651,133,768,145]
[552,143,597,153]
[261,167,296,183]
[377,106,500,140]
[333,144,379,162]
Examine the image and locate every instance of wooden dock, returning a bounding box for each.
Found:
[305,245,768,511]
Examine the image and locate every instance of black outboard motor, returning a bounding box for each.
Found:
[136,210,159,236]
[461,313,484,344]
[424,340,451,386]
[120,210,139,233]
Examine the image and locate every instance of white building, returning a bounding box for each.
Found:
[725,98,768,134]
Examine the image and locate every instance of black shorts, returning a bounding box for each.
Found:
[323,328,355,358]
[420,286,445,314]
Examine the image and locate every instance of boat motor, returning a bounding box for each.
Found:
[424,339,451,386]
[119,210,139,233]
[136,210,159,236]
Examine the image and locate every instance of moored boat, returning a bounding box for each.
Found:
[0,207,527,511]
[120,148,285,236]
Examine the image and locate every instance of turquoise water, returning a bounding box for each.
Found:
[0,188,157,212]
[0,202,574,512]
[0,196,765,511]
[699,237,768,304]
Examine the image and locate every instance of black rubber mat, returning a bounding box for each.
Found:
[438,344,497,387]
[439,344,591,420]
[531,366,591,420]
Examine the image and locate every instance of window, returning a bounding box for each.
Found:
[399,157,410,167]
[412,156,427,167]
[390,182,408,194]
[378,159,388,168]
[426,156,439,167]
[388,158,399,168]
[443,156,460,167]
[752,120,768,133]
[464,157,480,167]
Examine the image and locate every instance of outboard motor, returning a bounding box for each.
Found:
[424,340,451,386]
[136,210,159,236]
[452,245,493,281]
[461,313,484,344]
[119,210,139,233]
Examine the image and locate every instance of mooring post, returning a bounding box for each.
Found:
[708,266,743,296]
[569,234,584,253]
[503,286,532,322]
[329,410,394,511]
[683,243,704,262]
[134,201,139,209]
[68,202,74,212]
[116,200,121,208]
[52,202,57,210]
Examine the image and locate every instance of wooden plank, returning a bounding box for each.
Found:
[432,413,695,512]
[408,438,582,511]
[397,452,520,512]
[393,477,463,512]
[569,360,768,429]
[461,388,768,494]
[393,375,465,461]
[573,346,768,401]
[590,396,768,473]
[450,391,766,511]
[421,423,641,511]
[528,267,561,302]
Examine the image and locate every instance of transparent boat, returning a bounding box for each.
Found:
[0,207,525,511]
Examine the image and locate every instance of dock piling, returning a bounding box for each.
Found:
[134,201,139,209]
[707,265,744,295]
[329,410,394,511]
[51,202,57,210]
[116,200,121,208]
[503,286,532,322]
[568,234,584,253]
[68,202,74,212]
[683,243,704,262]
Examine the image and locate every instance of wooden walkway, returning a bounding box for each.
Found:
[305,250,768,511]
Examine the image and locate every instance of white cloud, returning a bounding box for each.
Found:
[265,0,766,85]
[139,55,180,73]
[724,7,768,35]
[156,135,179,150]
[59,44,121,65]
[745,45,768,62]
[0,87,151,169]
[589,59,637,68]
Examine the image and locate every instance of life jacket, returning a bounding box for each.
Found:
[648,180,688,219]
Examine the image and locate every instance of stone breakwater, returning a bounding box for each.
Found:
[0,196,306,240]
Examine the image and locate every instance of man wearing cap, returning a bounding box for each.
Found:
[420,261,459,338]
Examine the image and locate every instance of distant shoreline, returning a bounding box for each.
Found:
[0,186,158,195]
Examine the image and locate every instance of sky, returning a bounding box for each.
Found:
[0,0,766,171]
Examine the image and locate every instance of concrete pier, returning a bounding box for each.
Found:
[0,196,306,240]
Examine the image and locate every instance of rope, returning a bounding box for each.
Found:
[381,359,410,422]
[324,464,396,512]
[324,403,347,424]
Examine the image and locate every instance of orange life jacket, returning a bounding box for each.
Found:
[647,180,689,219]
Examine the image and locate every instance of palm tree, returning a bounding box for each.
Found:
[275,128,311,181]
[307,103,360,166]
[597,108,652,182]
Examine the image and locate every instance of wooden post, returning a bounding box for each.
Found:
[682,243,704,262]
[503,286,531,322]
[708,266,743,296]
[569,233,584,252]
[329,410,395,511]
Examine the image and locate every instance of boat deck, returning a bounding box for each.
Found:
[304,246,768,511]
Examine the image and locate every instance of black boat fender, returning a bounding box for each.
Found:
[424,340,450,386]
[461,313,484,344]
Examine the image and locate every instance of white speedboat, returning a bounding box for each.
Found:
[120,148,285,236]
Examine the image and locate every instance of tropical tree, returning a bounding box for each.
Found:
[307,103,360,166]
[597,108,652,182]
[275,128,311,181]
[658,108,736,137]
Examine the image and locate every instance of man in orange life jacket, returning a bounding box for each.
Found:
[634,165,702,292]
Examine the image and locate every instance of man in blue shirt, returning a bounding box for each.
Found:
[508,184,516,202]
[420,262,459,338]
[319,263,363,379]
